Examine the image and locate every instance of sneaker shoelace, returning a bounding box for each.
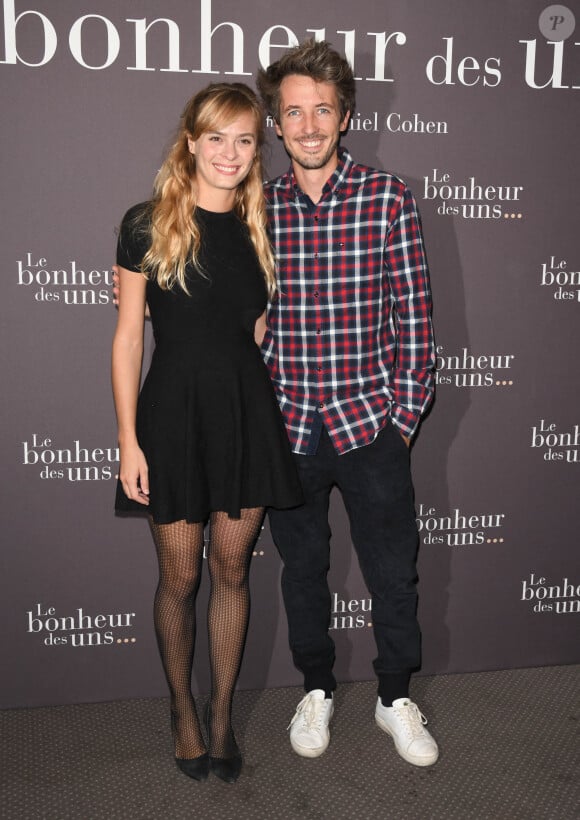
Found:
[395,701,429,739]
[287,694,327,732]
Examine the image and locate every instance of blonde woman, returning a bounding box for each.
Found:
[112,83,302,784]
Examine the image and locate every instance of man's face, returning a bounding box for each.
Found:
[275,74,350,175]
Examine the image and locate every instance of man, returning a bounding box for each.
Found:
[256,40,438,766]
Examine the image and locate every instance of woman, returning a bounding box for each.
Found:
[111,83,302,784]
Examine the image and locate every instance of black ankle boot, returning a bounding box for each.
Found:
[204,704,243,783]
[175,753,210,781]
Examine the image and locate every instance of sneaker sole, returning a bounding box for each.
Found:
[375,713,439,767]
[289,738,329,758]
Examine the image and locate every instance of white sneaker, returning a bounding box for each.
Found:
[375,697,439,767]
[288,689,334,758]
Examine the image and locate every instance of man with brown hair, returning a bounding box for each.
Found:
[257,40,438,766]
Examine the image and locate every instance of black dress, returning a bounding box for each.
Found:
[114,203,302,523]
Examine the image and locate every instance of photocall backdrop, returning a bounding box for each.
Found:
[1,0,578,709]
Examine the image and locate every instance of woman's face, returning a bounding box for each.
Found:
[188,111,258,210]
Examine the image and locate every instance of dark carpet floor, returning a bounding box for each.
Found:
[1,665,578,820]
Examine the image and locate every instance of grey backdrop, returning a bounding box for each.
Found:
[2,0,578,709]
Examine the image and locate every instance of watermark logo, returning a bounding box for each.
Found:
[538,5,576,41]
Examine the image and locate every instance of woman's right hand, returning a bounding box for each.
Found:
[119,442,150,505]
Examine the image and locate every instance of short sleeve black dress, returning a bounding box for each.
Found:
[115,203,302,524]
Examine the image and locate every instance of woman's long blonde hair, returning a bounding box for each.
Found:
[141,83,275,294]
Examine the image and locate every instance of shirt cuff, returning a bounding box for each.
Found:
[390,404,421,439]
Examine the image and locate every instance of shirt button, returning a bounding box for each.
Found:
[313,253,318,259]
[317,366,322,372]
[313,290,319,298]
[314,215,319,221]
[318,402,325,409]
[316,328,321,335]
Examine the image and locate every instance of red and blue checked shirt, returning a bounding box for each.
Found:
[261,147,435,455]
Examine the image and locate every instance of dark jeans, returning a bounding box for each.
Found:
[268,420,421,703]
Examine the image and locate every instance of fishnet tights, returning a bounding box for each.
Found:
[150,508,263,760]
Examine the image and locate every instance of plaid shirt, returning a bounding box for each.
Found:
[261,147,435,455]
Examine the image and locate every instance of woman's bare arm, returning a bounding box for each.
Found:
[111,266,150,504]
